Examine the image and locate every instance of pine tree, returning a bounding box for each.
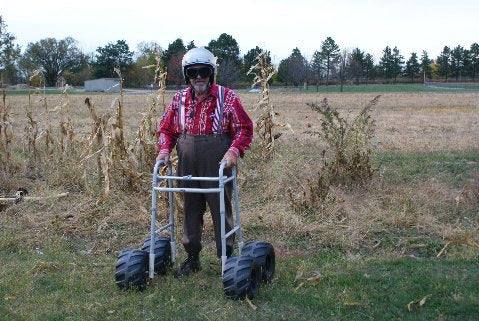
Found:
[404,52,420,82]
[163,39,186,86]
[207,33,242,86]
[392,47,404,82]
[243,46,270,82]
[450,45,465,81]
[470,43,479,80]
[363,53,375,84]
[347,48,365,85]
[420,50,432,80]
[437,46,451,81]
[320,37,340,85]
[379,46,394,80]
[278,48,308,86]
[186,41,196,50]
[310,50,323,90]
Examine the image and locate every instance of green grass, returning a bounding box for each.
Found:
[294,83,479,93]
[0,237,477,321]
[376,150,479,187]
[6,82,479,96]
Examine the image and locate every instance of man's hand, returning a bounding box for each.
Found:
[156,152,170,165]
[222,150,238,169]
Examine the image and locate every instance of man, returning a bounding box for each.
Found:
[156,47,253,278]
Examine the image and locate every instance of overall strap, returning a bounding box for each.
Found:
[213,85,225,134]
[178,89,188,132]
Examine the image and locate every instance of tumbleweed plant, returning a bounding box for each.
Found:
[289,95,380,213]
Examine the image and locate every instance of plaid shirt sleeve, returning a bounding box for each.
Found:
[156,92,180,154]
[225,90,253,158]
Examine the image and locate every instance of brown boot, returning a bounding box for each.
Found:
[174,254,201,278]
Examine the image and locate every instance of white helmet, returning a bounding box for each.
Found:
[181,47,217,81]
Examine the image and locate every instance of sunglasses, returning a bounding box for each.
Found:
[186,67,212,79]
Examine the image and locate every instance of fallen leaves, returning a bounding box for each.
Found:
[437,238,479,258]
[245,297,257,310]
[406,294,432,312]
[293,267,322,292]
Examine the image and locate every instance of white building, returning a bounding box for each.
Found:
[84,78,121,92]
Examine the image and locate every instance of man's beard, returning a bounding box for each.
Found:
[193,82,208,94]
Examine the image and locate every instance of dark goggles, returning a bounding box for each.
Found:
[186,66,212,79]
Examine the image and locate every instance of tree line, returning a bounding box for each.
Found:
[1,16,478,88]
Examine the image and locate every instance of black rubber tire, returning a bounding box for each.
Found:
[241,241,275,283]
[115,249,148,290]
[141,236,172,275]
[222,255,261,300]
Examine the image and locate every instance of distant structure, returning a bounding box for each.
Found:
[84,78,120,92]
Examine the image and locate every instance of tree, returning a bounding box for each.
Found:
[217,58,241,87]
[310,50,323,90]
[469,43,479,80]
[207,33,242,86]
[391,47,404,82]
[347,48,365,85]
[0,16,21,85]
[137,41,162,59]
[379,46,394,80]
[242,46,271,83]
[166,53,184,87]
[437,46,451,81]
[450,45,465,81]
[163,39,186,86]
[128,42,163,88]
[339,50,348,92]
[363,53,375,83]
[207,33,241,65]
[379,46,403,82]
[163,38,185,67]
[320,37,340,85]
[186,41,196,51]
[20,37,87,86]
[420,50,432,80]
[404,52,420,82]
[278,48,308,86]
[92,40,133,79]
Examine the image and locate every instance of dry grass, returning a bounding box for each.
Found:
[1,90,479,258]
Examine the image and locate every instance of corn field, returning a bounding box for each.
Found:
[1,66,167,204]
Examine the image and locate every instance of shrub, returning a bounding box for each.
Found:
[289,95,380,213]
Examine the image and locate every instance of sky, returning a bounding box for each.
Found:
[2,0,479,64]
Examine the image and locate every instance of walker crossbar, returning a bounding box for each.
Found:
[150,159,244,278]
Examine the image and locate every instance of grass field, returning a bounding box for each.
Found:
[1,90,478,320]
[4,82,479,96]
[294,83,479,93]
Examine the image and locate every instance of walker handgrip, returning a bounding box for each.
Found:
[153,159,165,177]
[218,160,227,180]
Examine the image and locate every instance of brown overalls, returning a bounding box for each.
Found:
[176,133,235,257]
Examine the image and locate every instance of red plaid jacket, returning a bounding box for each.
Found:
[157,84,253,157]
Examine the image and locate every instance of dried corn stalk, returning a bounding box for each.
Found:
[156,55,168,113]
[134,105,157,171]
[57,85,75,156]
[28,70,54,157]
[136,53,172,175]
[42,95,55,156]
[82,97,113,201]
[112,68,127,159]
[83,97,107,188]
[24,93,39,163]
[247,51,291,158]
[0,89,14,168]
